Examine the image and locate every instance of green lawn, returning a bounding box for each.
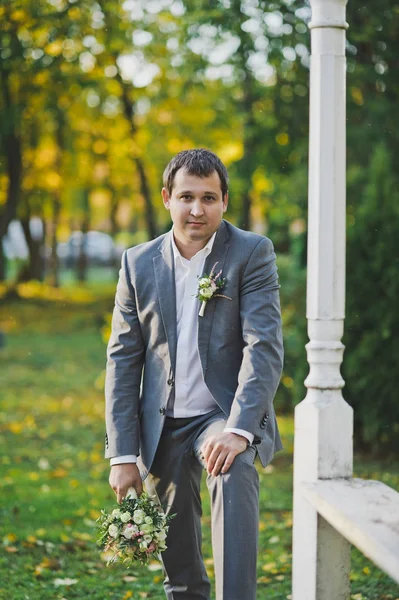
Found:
[0,289,398,600]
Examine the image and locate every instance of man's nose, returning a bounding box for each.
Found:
[190,200,204,217]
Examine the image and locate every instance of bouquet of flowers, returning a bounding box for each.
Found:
[96,488,172,566]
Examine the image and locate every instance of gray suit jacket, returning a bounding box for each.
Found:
[105,220,284,479]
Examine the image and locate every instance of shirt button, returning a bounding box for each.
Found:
[159,407,166,415]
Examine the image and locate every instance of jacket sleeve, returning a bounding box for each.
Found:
[104,250,145,458]
[225,237,284,438]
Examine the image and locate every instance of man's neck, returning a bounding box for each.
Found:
[173,233,211,260]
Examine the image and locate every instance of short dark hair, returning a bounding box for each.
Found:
[163,148,229,197]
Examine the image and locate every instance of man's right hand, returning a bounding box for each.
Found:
[109,463,143,503]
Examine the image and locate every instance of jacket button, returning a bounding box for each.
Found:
[167,378,174,386]
[159,407,166,415]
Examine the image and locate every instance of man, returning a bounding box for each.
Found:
[105,148,283,600]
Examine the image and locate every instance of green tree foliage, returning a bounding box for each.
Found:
[343,144,399,454]
[0,0,398,452]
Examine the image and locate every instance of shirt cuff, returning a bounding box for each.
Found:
[110,455,137,465]
[224,428,254,445]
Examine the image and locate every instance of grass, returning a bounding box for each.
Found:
[0,288,398,600]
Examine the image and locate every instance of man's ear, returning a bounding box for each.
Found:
[161,187,170,209]
[222,192,229,213]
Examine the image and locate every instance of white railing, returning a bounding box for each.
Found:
[291,0,399,597]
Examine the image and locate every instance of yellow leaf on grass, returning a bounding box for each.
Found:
[363,567,370,575]
[262,562,276,572]
[26,535,37,543]
[153,575,162,583]
[122,592,133,599]
[50,468,68,479]
[8,422,23,434]
[6,533,17,542]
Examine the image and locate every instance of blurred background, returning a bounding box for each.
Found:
[1,1,398,598]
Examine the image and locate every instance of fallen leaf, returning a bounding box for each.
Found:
[147,562,162,571]
[262,562,276,572]
[269,535,280,544]
[50,468,68,479]
[123,576,138,582]
[53,578,78,587]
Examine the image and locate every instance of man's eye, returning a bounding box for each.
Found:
[181,195,192,201]
[204,196,216,202]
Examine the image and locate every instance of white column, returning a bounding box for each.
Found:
[292,1,353,599]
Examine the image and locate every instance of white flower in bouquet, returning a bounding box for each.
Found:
[108,524,119,538]
[112,509,122,519]
[133,509,146,525]
[122,523,138,539]
[141,523,154,534]
[120,511,131,523]
[155,530,167,542]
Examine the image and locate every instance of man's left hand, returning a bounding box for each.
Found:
[201,432,248,476]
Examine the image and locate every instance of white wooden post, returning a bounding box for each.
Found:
[292,1,353,599]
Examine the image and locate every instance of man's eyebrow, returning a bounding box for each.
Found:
[178,190,218,195]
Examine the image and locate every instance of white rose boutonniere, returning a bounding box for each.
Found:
[196,262,232,317]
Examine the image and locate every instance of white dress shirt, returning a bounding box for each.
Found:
[110,230,253,466]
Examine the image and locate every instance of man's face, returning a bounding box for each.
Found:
[162,169,228,245]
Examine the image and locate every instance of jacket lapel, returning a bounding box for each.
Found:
[198,221,231,375]
[153,232,177,372]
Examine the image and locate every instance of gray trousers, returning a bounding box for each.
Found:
[145,409,259,600]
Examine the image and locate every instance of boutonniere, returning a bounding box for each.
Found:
[196,262,232,317]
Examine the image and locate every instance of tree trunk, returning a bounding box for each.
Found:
[0,131,23,281]
[18,215,45,282]
[134,157,157,239]
[48,196,61,287]
[76,190,90,282]
[0,241,5,281]
[97,2,158,240]
[0,38,23,281]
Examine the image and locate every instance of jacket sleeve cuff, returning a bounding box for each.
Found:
[110,455,137,465]
[224,427,254,445]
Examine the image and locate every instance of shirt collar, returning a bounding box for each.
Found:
[171,228,217,263]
